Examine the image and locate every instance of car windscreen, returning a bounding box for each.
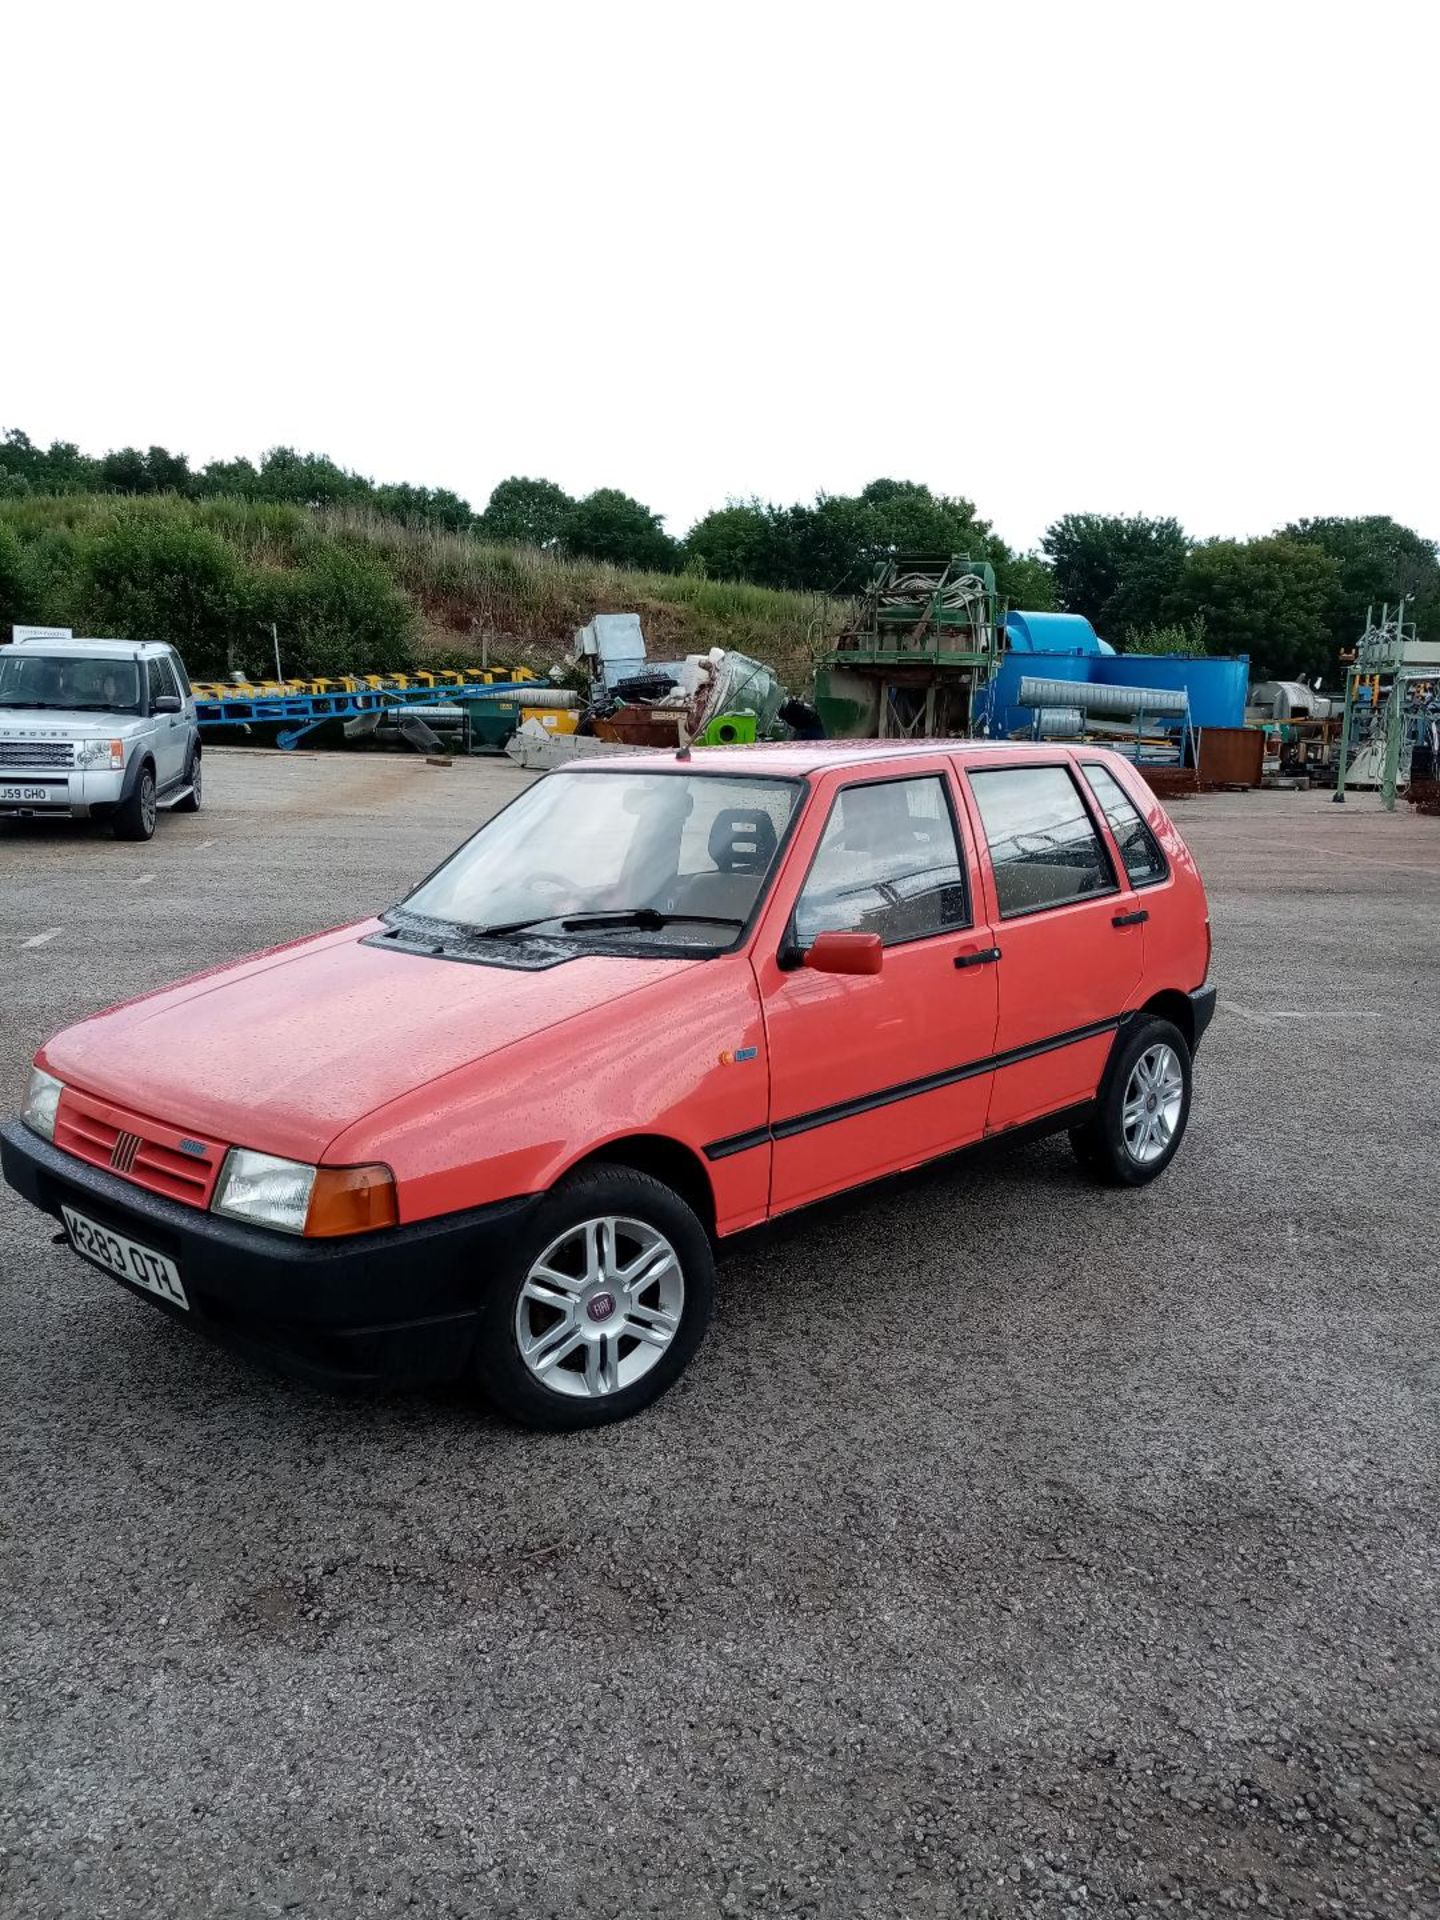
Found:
[397,769,803,949]
[0,653,143,715]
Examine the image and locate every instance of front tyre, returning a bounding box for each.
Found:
[472,1166,715,1430]
[1070,1016,1191,1187]
[112,764,157,842]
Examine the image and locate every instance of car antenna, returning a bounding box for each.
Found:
[675,740,692,761]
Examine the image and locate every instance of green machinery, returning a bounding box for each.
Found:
[813,554,1004,739]
[1333,598,1440,810]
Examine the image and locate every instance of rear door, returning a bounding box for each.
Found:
[755,764,1001,1214]
[1076,757,1205,994]
[958,755,1144,1134]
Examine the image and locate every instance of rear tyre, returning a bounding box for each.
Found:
[112,764,157,842]
[472,1165,715,1430]
[1070,1016,1191,1187]
[175,748,202,812]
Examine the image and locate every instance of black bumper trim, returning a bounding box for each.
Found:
[1189,983,1217,1049]
[2,1120,539,1389]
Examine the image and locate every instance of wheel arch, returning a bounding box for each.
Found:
[559,1133,718,1240]
[1139,987,1195,1050]
[1098,990,1195,1102]
[121,749,157,799]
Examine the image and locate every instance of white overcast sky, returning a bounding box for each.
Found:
[6,0,1435,552]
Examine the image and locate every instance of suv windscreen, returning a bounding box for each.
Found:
[398,769,802,948]
[0,652,143,715]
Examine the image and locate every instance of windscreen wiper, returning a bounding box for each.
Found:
[473,908,746,938]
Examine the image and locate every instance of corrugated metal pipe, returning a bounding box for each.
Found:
[1018,676,1190,718]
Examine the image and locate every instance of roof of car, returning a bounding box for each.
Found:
[566,739,1098,778]
[2,637,175,658]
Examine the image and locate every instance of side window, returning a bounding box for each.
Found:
[167,652,193,698]
[968,765,1116,918]
[1080,763,1167,886]
[793,776,969,948]
[146,657,177,708]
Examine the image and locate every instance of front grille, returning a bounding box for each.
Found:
[53,1090,224,1208]
[0,740,74,768]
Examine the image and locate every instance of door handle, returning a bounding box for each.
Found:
[954,946,1002,969]
[1112,909,1148,928]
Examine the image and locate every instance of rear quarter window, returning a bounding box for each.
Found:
[1080,763,1168,886]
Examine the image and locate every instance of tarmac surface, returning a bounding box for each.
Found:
[2,750,1437,1918]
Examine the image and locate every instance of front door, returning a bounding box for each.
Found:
[958,758,1144,1133]
[756,767,1001,1215]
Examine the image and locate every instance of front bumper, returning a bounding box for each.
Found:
[0,767,126,817]
[1,1121,538,1389]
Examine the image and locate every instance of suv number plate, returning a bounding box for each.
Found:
[61,1205,189,1310]
[0,784,56,803]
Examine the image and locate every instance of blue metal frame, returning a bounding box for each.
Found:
[195,680,539,751]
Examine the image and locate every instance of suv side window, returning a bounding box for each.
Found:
[793,775,970,948]
[146,657,178,709]
[1080,763,1167,886]
[166,652,193,698]
[968,765,1116,917]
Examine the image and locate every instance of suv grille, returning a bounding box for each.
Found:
[53,1090,224,1209]
[0,740,74,768]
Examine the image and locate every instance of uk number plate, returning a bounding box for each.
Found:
[62,1205,189,1310]
[1,784,56,804]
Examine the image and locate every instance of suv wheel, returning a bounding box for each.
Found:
[1071,1016,1192,1186]
[176,748,202,813]
[113,764,157,842]
[472,1165,715,1430]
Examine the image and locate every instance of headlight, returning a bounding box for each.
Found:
[74,739,126,769]
[211,1150,397,1237]
[212,1149,316,1234]
[22,1066,65,1142]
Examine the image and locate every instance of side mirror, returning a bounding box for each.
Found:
[153,693,183,714]
[803,930,883,976]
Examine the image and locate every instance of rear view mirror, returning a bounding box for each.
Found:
[803,931,883,976]
[153,694,183,714]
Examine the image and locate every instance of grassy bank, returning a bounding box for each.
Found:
[0,494,840,687]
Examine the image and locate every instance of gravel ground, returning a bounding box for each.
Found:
[2,752,1437,1919]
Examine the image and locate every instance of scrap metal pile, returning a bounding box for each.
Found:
[506,614,787,768]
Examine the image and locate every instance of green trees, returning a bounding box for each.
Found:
[99,446,194,495]
[1169,538,1340,681]
[0,524,37,627]
[74,512,250,674]
[1040,514,1190,641]
[1282,515,1440,653]
[0,430,98,495]
[552,489,679,572]
[477,477,575,548]
[259,545,416,676]
[686,480,1018,596]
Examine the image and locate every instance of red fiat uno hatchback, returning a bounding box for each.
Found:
[4,742,1213,1428]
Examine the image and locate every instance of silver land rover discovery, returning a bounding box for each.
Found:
[0,636,202,841]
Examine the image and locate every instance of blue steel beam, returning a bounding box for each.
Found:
[195,680,541,751]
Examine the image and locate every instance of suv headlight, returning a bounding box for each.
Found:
[74,739,126,769]
[22,1066,65,1142]
[212,1149,397,1237]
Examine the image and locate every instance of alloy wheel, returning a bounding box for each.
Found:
[515,1215,685,1399]
[1122,1042,1184,1164]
